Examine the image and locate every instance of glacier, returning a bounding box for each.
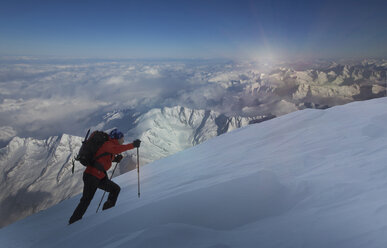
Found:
[1,97,387,247]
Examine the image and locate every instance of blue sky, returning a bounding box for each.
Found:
[0,0,386,60]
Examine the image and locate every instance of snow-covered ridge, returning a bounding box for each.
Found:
[2,97,387,247]
[125,106,270,164]
[0,134,84,228]
[0,106,271,228]
[204,61,386,117]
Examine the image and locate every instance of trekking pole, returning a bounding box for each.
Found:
[96,161,119,213]
[137,147,140,198]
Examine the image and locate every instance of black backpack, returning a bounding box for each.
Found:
[72,130,110,174]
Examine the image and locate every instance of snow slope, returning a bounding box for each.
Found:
[0,106,270,228]
[1,97,387,248]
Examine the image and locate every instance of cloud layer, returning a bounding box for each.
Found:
[0,58,386,144]
[0,59,263,139]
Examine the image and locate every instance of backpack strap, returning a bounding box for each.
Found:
[94,152,111,161]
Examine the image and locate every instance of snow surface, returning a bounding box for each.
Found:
[2,97,387,248]
[0,106,269,228]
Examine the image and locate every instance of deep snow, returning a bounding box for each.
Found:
[1,97,387,248]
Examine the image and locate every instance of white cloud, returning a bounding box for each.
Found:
[106,76,125,85]
[1,58,384,143]
[0,60,292,140]
[0,126,17,142]
[0,61,206,139]
[0,96,109,138]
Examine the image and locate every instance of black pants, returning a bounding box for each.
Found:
[69,173,120,224]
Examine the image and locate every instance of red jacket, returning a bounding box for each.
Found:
[85,138,135,179]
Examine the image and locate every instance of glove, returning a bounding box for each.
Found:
[133,139,141,148]
[112,154,123,163]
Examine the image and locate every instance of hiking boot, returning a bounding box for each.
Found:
[102,200,115,211]
[68,216,82,225]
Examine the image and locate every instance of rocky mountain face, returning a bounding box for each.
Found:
[257,62,386,107]
[290,63,386,103]
[198,61,386,119]
[0,134,83,228]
